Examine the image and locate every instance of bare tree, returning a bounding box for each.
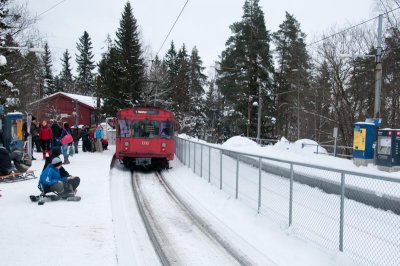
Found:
[312,25,375,147]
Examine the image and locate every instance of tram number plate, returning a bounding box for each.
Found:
[136,158,151,166]
[141,141,150,146]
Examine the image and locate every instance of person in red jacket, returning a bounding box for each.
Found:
[38,120,53,159]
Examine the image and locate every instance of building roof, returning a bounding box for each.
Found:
[62,92,98,108]
[30,92,99,109]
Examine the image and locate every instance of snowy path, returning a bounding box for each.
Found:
[0,149,116,266]
[110,165,160,266]
[134,171,245,265]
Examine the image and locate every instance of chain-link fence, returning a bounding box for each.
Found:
[175,137,400,265]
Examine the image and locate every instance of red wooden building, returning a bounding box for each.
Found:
[30,92,99,126]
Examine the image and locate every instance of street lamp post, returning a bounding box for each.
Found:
[374,14,383,119]
[253,84,262,143]
[291,69,300,140]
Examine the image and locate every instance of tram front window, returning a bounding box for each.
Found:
[132,120,159,138]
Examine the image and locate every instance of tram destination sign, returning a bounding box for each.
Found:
[135,110,159,115]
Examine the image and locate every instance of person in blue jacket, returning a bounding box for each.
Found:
[39,157,74,196]
[94,124,104,152]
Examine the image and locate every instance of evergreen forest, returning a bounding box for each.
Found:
[1,0,399,148]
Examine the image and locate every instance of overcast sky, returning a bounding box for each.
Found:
[22,0,377,75]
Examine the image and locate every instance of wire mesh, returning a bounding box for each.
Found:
[175,138,400,265]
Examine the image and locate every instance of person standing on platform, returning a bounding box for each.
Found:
[94,125,103,152]
[38,120,52,159]
[71,125,82,154]
[51,120,62,147]
[30,117,41,154]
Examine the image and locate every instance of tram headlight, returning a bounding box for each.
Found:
[124,141,129,147]
[161,142,167,148]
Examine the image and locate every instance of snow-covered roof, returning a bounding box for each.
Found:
[61,92,98,108]
[30,92,100,109]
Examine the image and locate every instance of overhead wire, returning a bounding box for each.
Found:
[156,0,189,56]
[36,0,69,18]
[307,6,400,46]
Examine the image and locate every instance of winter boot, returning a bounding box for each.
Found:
[64,156,70,164]
[42,150,47,160]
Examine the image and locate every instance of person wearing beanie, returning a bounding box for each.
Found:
[42,146,80,194]
[39,157,74,196]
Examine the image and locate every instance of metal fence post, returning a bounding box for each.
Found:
[208,146,211,183]
[189,141,191,168]
[200,144,203,178]
[236,153,239,199]
[220,150,223,190]
[193,142,196,173]
[178,138,180,159]
[184,140,186,165]
[339,172,345,252]
[289,163,294,226]
[258,157,262,214]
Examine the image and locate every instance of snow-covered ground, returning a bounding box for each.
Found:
[1,136,394,265]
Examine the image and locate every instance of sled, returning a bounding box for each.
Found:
[0,170,36,183]
[30,183,81,205]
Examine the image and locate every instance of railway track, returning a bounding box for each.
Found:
[132,170,253,265]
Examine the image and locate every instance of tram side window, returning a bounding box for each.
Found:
[118,120,131,138]
[160,122,172,139]
[132,120,159,138]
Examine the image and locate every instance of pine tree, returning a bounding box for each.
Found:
[23,47,45,102]
[98,44,124,116]
[0,0,10,40]
[60,49,74,93]
[0,1,14,111]
[187,46,207,136]
[76,31,95,95]
[273,12,311,139]
[115,1,144,104]
[53,74,63,93]
[42,42,55,95]
[175,44,190,114]
[163,41,179,108]
[217,0,273,138]
[0,33,22,109]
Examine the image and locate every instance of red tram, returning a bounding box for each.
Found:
[115,107,177,169]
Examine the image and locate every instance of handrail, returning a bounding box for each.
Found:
[178,137,400,184]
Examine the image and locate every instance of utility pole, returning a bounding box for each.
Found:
[297,85,300,140]
[256,85,261,143]
[247,95,251,137]
[374,14,383,119]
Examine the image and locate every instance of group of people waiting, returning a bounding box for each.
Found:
[0,118,109,198]
[24,117,108,164]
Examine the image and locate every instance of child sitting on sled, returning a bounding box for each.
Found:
[39,157,75,197]
[43,146,80,194]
